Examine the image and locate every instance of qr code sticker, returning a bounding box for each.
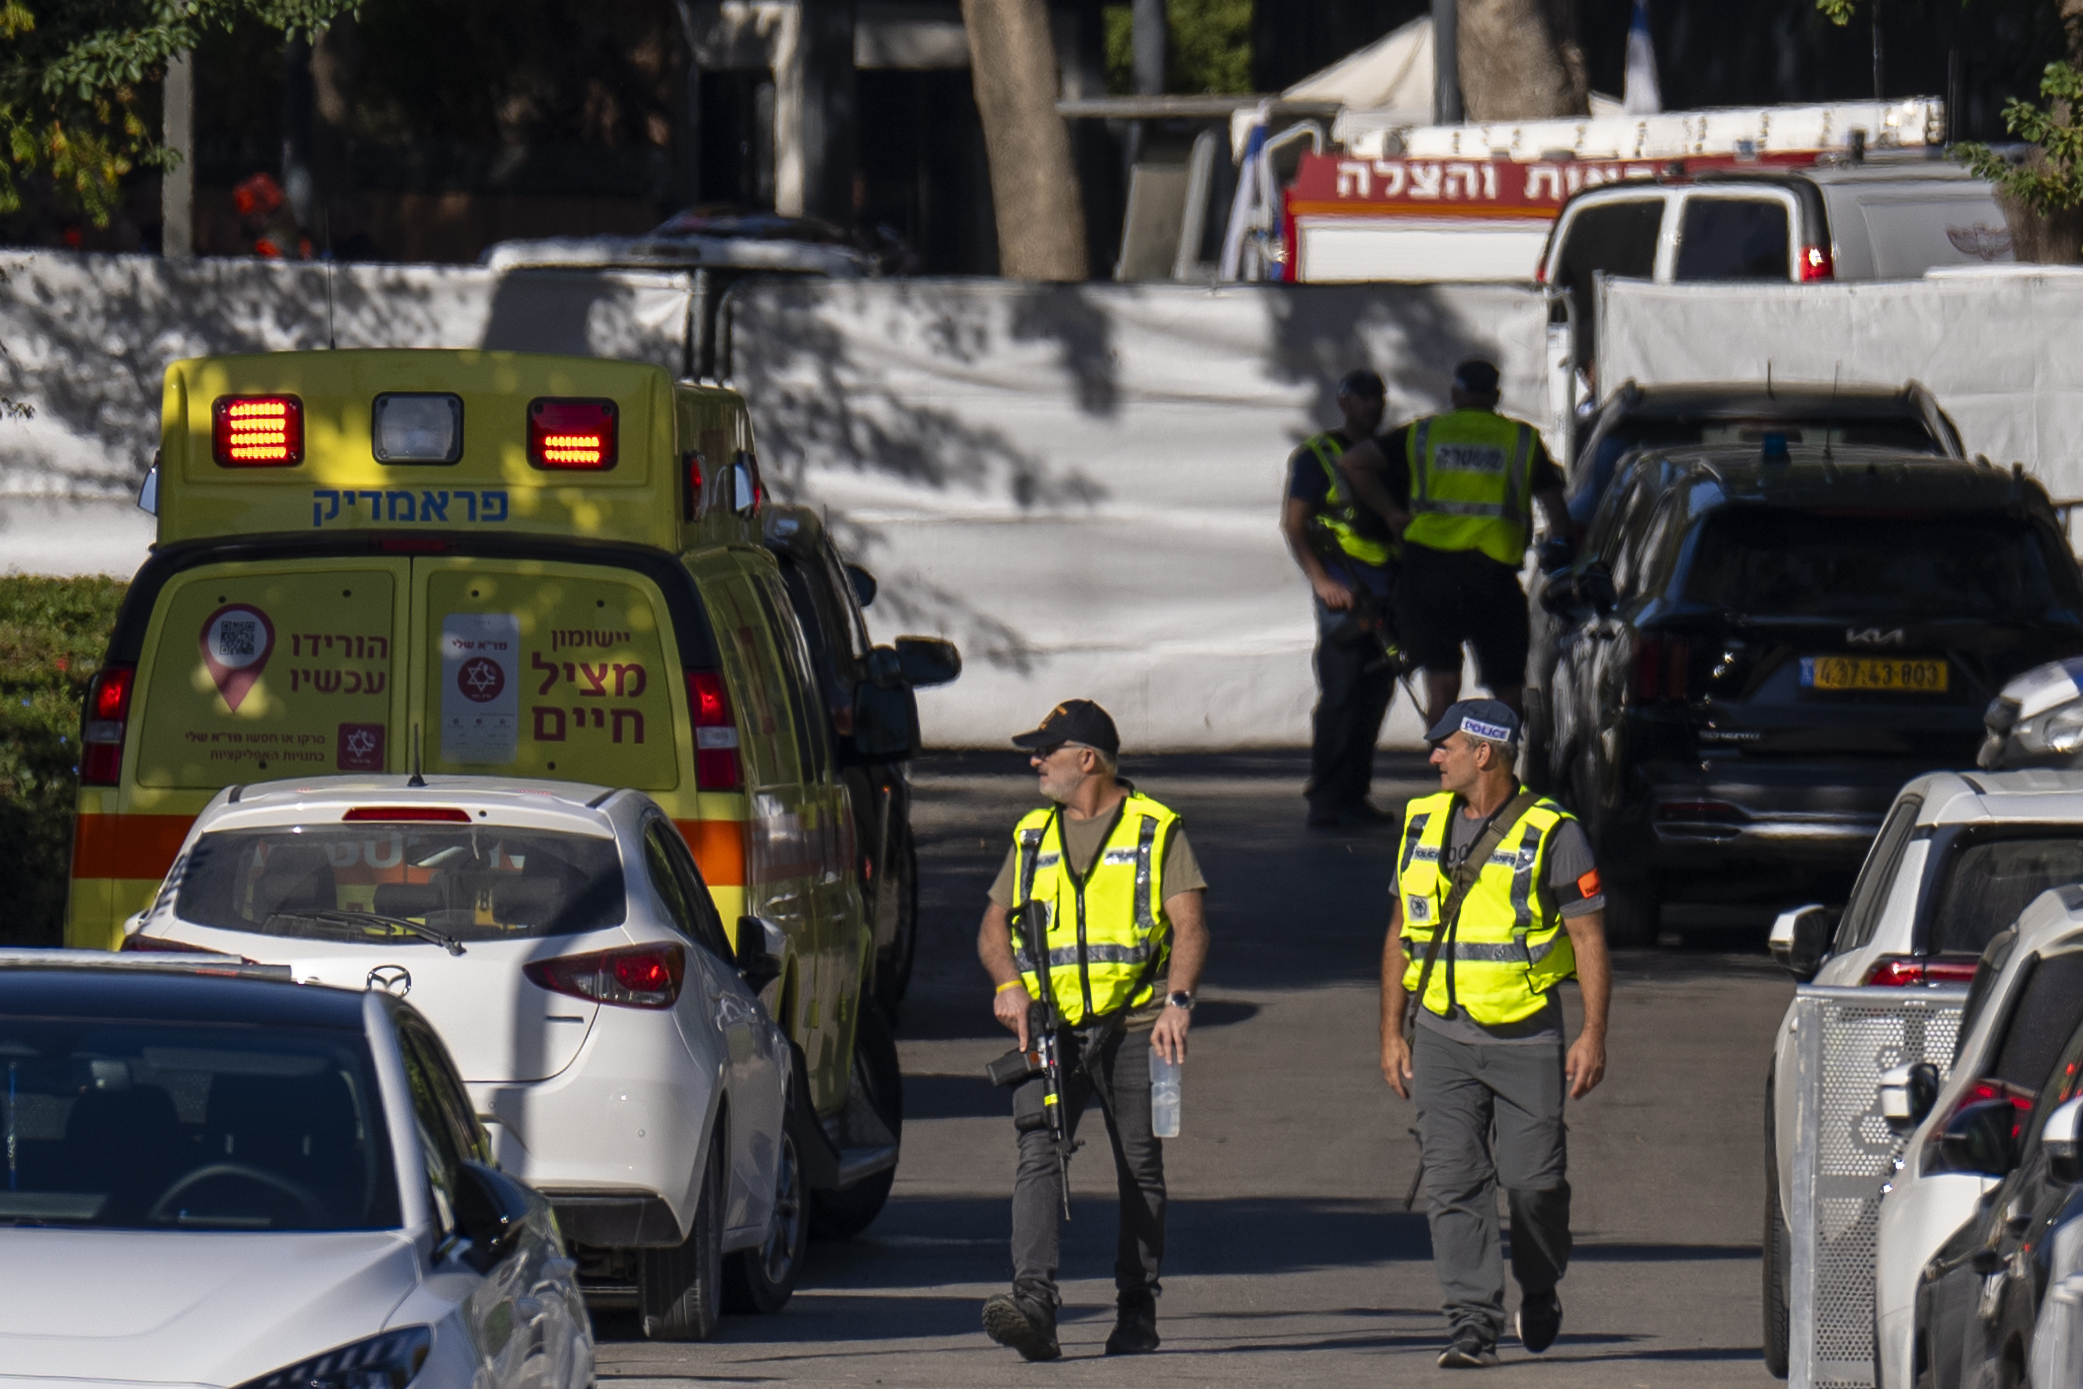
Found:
[218,620,258,657]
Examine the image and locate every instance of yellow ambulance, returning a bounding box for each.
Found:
[71,349,906,1234]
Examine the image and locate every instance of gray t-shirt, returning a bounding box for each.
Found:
[1409,801,1603,1047]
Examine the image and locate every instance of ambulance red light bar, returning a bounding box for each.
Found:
[528,398,618,470]
[213,395,304,466]
[342,807,473,823]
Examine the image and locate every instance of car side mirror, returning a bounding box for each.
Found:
[895,636,961,688]
[1536,535,1574,575]
[1939,1098,2022,1179]
[453,1159,532,1272]
[1879,1061,1942,1134]
[734,915,786,989]
[1577,561,1617,614]
[852,678,920,762]
[2045,1095,2083,1185]
[1768,904,1834,980]
[845,562,878,609]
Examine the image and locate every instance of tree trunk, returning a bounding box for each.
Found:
[2003,0,2083,262]
[960,0,1089,280]
[1456,0,1587,122]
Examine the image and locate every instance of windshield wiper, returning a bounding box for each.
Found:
[269,909,465,955]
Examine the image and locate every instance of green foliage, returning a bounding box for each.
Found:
[1957,60,2083,215]
[0,575,126,945]
[0,0,356,226]
[1103,0,1254,96]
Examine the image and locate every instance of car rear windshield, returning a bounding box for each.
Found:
[1927,838,2083,958]
[1602,416,1942,459]
[176,825,626,944]
[0,1019,398,1231]
[1679,509,2076,619]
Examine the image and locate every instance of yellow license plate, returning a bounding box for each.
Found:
[1800,656,1949,693]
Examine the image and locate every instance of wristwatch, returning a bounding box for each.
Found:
[1166,990,1196,1012]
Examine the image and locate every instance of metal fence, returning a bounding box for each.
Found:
[1789,985,1969,1389]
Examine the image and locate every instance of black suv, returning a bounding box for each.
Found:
[763,504,960,1014]
[1533,448,2083,944]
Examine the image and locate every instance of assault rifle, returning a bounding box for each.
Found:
[984,903,1078,1219]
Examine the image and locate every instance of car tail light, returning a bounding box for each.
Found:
[686,670,742,790]
[213,396,303,466]
[342,807,472,823]
[1798,245,1834,281]
[527,398,617,470]
[525,943,685,1009]
[1633,636,1691,705]
[80,665,135,785]
[682,452,705,521]
[1863,954,1982,986]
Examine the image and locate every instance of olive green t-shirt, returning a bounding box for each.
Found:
[986,802,1207,909]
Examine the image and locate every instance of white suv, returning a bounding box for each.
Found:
[1761,769,2083,1377]
[123,775,804,1341]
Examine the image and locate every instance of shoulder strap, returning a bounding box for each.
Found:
[1404,788,1542,1036]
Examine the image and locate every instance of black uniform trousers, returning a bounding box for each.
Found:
[1307,596,1397,815]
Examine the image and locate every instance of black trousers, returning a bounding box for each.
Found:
[1306,611,1396,813]
[1010,1021,1164,1309]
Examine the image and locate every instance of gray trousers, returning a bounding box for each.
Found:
[1010,1020,1165,1309]
[1411,1026,1572,1342]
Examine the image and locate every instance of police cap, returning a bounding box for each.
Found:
[1424,698,1521,748]
[1451,358,1501,395]
[1012,698,1121,757]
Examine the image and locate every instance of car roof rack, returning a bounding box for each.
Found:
[0,949,293,981]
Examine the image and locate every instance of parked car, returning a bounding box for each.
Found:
[1979,656,2083,771]
[122,774,815,1340]
[73,349,905,1241]
[762,503,961,1015]
[482,207,902,277]
[1535,448,2083,944]
[1563,379,1963,530]
[1759,773,2083,1379]
[1541,154,2014,357]
[0,950,592,1388]
[1907,902,2083,1389]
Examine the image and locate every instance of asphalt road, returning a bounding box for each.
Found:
[595,751,1796,1386]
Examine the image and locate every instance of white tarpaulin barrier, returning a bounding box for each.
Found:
[0,251,692,505]
[729,278,1555,750]
[1595,270,2083,499]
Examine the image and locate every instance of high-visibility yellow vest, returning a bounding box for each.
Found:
[1301,432,1398,568]
[1402,410,1540,565]
[1396,790,1579,1026]
[1009,792,1180,1026]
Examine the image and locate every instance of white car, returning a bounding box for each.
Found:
[1761,769,2083,1381]
[125,775,805,1341]
[0,950,591,1389]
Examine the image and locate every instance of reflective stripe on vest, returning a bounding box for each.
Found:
[1396,790,1579,1026]
[1009,792,1179,1026]
[1404,410,1538,566]
[1302,433,1397,567]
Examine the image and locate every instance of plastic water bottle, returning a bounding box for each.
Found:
[1149,1047,1182,1138]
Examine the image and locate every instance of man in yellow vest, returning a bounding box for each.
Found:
[1281,368,1403,828]
[976,699,1209,1361]
[1379,699,1611,1368]
[1337,358,1577,730]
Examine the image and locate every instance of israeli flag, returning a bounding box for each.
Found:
[1623,0,1661,115]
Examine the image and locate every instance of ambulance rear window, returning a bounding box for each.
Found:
[175,826,625,943]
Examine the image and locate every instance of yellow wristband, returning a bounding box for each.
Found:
[995,980,1026,995]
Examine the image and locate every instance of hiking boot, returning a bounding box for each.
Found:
[1516,1291,1561,1354]
[982,1292,1060,1361]
[1438,1329,1499,1368]
[1105,1291,1160,1355]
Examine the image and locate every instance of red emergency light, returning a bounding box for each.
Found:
[213,395,304,466]
[528,398,618,471]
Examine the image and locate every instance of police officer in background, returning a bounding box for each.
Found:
[1281,369,1401,828]
[1337,358,1576,730]
[976,700,1210,1361]
[1380,700,1610,1368]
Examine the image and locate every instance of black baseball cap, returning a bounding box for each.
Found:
[1452,358,1501,395]
[1011,699,1121,757]
[1338,369,1385,398]
[1424,698,1521,748]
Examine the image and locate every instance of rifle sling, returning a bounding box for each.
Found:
[1403,788,1541,1041]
